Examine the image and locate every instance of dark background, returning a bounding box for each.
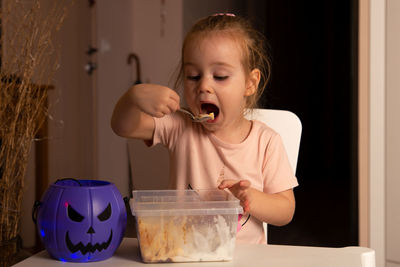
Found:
[242,0,359,247]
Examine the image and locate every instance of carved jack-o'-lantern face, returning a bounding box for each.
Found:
[36,179,127,262]
[65,202,113,255]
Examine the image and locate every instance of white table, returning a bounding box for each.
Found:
[13,238,375,267]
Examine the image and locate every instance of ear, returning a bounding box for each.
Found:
[245,68,261,96]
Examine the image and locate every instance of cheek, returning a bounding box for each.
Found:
[220,93,247,114]
[184,86,196,102]
[183,81,194,92]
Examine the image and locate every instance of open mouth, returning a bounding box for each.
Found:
[201,103,219,120]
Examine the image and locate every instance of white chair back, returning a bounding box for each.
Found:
[245,109,302,173]
[245,108,302,243]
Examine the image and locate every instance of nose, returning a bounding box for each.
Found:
[197,77,213,94]
[87,226,95,234]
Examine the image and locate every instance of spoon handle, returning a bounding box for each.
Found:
[178,108,196,119]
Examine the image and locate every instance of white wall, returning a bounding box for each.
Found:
[125,0,183,191]
[386,0,400,266]
[95,0,136,196]
[369,0,386,266]
[370,0,400,267]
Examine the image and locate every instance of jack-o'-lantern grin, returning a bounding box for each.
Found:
[65,230,113,255]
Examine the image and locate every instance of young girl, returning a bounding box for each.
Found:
[111,14,298,244]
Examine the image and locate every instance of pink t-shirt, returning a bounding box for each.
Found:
[151,113,298,244]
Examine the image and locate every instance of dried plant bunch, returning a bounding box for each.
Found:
[0,0,68,243]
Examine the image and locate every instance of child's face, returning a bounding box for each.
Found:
[183,33,255,132]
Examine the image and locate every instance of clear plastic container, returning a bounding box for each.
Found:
[130,189,243,263]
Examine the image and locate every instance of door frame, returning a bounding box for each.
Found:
[358,0,386,267]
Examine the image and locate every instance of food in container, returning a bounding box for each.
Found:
[129,189,243,263]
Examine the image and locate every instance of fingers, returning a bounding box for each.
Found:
[218,179,251,213]
[218,179,237,189]
[240,199,250,213]
[153,90,180,117]
[218,179,251,190]
[167,94,180,112]
[162,90,180,113]
[238,180,251,189]
[169,90,181,106]
[133,84,181,117]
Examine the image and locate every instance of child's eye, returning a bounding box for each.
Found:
[214,76,228,81]
[187,75,200,81]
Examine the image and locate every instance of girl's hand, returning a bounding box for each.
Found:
[218,179,252,213]
[219,179,296,226]
[132,84,180,117]
[111,83,180,139]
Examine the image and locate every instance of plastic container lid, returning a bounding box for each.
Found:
[130,189,243,217]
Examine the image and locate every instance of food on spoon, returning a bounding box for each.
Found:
[198,112,214,120]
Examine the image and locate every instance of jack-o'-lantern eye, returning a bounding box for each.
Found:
[68,204,84,222]
[97,203,111,221]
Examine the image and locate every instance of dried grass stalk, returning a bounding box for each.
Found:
[0,0,68,243]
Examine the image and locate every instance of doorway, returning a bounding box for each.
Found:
[246,1,359,247]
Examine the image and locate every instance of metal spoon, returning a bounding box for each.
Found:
[178,108,214,122]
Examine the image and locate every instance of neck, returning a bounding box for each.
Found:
[212,117,252,144]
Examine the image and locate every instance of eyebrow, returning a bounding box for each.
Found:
[183,61,235,69]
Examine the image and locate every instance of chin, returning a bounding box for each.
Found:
[201,122,218,132]
[201,119,222,132]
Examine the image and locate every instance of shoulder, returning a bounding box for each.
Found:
[248,120,285,154]
[250,120,279,140]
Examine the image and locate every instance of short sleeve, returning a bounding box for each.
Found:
[150,113,186,150]
[262,133,299,194]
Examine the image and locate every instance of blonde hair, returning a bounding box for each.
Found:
[174,14,271,110]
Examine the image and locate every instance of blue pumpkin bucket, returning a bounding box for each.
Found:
[33,178,127,262]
